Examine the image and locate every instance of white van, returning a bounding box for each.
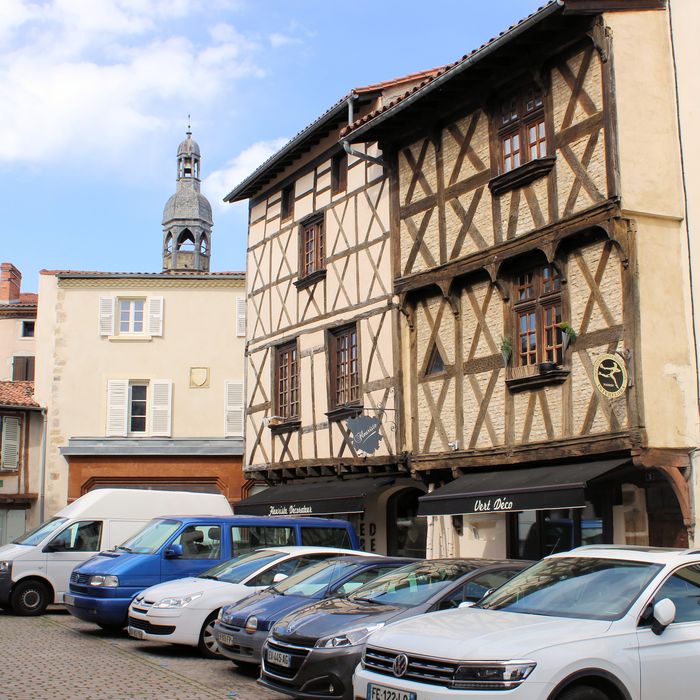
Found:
[0,489,232,616]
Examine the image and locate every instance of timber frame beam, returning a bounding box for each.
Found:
[394,199,625,295]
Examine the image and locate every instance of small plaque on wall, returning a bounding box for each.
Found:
[189,367,210,388]
[593,353,628,399]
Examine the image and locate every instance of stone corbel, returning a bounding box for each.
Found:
[587,17,612,64]
[486,262,509,301]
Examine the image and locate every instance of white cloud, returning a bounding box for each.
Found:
[268,32,302,48]
[204,137,288,212]
[0,0,261,169]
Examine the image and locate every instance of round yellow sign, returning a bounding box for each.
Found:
[593,353,628,399]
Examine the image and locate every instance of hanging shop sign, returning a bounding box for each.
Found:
[347,415,383,454]
[593,353,629,399]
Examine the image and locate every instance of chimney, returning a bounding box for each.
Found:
[0,263,22,303]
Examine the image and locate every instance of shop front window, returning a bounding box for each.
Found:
[508,504,605,561]
[387,488,426,558]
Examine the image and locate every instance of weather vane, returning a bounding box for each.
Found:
[187,114,191,133]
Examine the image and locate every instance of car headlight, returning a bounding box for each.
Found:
[0,561,11,575]
[315,623,385,649]
[451,661,536,690]
[89,575,119,587]
[153,592,203,609]
[245,615,258,633]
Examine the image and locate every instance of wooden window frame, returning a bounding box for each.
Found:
[275,341,299,422]
[118,298,146,335]
[327,324,362,419]
[281,184,294,222]
[295,213,326,290]
[512,263,564,369]
[498,85,547,175]
[331,152,348,194]
[12,356,35,381]
[128,381,148,434]
[20,321,35,338]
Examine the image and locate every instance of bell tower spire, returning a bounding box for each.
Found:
[162,123,213,272]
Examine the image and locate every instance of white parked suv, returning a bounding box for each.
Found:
[354,546,700,700]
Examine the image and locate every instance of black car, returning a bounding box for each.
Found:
[259,558,526,700]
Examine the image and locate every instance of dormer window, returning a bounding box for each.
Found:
[499,86,547,174]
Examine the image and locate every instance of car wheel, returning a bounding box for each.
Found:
[198,612,224,659]
[10,579,50,616]
[558,685,612,700]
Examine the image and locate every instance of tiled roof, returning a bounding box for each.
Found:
[40,269,244,279]
[341,1,559,138]
[0,381,39,408]
[20,293,37,304]
[353,66,446,94]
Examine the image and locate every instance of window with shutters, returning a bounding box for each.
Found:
[99,296,164,339]
[236,296,246,337]
[0,416,21,470]
[106,379,172,437]
[225,381,244,437]
[12,356,35,381]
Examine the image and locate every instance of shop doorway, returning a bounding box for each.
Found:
[387,488,427,558]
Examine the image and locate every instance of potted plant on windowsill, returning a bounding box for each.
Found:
[500,336,512,367]
[557,322,577,355]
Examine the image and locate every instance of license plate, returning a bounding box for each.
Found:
[63,594,75,606]
[217,632,234,647]
[266,648,292,668]
[367,683,416,700]
[128,626,145,640]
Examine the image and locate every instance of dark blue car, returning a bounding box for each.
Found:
[213,555,414,667]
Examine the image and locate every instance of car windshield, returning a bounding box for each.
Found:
[13,517,69,546]
[117,519,182,554]
[477,556,663,621]
[274,559,360,598]
[348,561,477,606]
[198,550,287,584]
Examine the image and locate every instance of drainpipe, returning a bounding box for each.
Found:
[38,408,47,522]
[341,93,384,167]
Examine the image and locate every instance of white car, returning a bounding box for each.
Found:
[127,546,362,657]
[354,545,700,700]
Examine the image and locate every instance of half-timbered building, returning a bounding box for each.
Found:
[342,0,699,558]
[228,72,443,556]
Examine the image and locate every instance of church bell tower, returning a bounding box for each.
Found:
[162,127,213,272]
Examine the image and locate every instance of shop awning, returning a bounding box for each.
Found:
[418,459,629,517]
[234,476,402,517]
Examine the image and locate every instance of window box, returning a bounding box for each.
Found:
[269,418,301,435]
[325,403,364,422]
[505,364,570,393]
[488,155,556,196]
[293,268,326,291]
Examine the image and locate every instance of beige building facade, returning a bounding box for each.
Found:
[0,263,42,543]
[342,0,699,558]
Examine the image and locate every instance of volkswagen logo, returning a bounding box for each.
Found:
[392,653,409,678]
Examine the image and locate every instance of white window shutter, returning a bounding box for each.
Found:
[236,297,246,337]
[225,381,244,437]
[148,297,164,337]
[99,297,115,337]
[150,380,172,437]
[1,417,20,470]
[106,380,129,437]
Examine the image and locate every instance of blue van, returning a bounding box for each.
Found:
[64,515,359,628]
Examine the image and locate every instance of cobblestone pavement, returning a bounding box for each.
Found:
[1,608,289,700]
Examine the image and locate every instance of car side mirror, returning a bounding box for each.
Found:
[272,573,288,584]
[652,598,676,635]
[164,543,183,559]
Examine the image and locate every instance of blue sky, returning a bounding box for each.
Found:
[2,0,544,292]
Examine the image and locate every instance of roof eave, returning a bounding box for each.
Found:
[344,0,564,144]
